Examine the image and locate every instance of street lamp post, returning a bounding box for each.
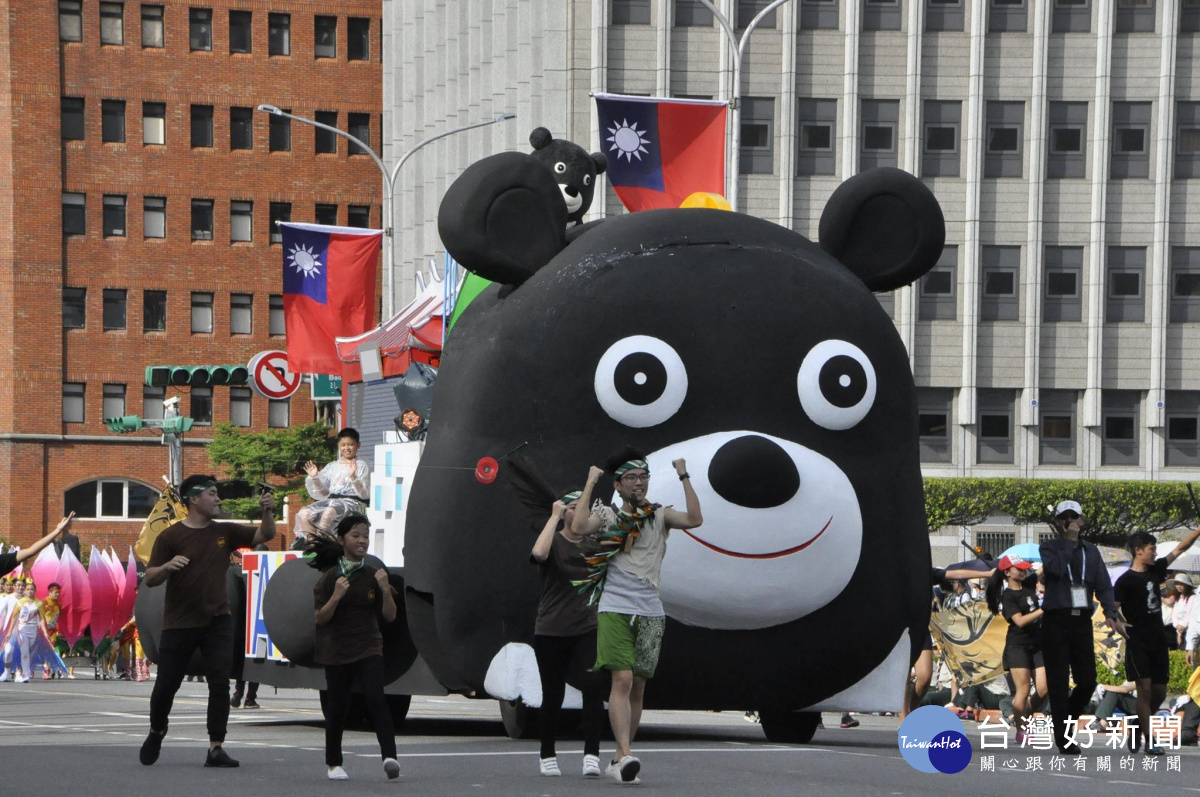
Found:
[256,105,515,318]
[696,0,796,213]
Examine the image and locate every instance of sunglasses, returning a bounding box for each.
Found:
[620,473,651,484]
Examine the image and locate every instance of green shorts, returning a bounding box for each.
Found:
[594,612,666,679]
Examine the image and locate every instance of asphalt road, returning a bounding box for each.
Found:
[2,674,1199,795]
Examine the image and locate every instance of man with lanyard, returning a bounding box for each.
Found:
[140,475,276,769]
[567,456,702,785]
[1039,500,1129,754]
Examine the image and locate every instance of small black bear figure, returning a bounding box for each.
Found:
[528,127,607,226]
[410,152,944,722]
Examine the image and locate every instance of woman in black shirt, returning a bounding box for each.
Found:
[308,513,400,782]
[986,553,1045,743]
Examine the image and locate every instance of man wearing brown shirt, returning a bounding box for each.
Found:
[140,474,276,769]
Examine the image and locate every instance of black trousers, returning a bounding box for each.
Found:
[235,680,258,700]
[534,632,607,759]
[323,655,396,767]
[149,614,233,743]
[1041,609,1097,750]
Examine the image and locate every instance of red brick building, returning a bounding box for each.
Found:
[0,1,381,548]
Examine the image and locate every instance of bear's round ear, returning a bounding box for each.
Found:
[817,167,946,292]
[529,127,553,150]
[438,152,569,287]
[591,151,609,175]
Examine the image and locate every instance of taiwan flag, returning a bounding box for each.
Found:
[281,222,380,375]
[595,93,728,213]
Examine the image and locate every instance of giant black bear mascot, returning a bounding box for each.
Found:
[405,151,943,741]
[527,127,607,226]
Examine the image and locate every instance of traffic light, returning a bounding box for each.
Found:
[145,365,249,387]
[161,416,194,435]
[105,415,143,433]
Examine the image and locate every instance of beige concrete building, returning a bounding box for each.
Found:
[385,0,1200,556]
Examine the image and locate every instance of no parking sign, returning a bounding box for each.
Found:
[248,350,301,400]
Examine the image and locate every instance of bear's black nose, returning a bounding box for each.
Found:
[707,435,800,509]
[563,186,579,198]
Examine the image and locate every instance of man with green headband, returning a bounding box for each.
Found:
[141,474,276,770]
[567,455,702,785]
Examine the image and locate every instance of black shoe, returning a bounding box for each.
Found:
[1146,745,1166,756]
[229,692,242,709]
[243,698,259,709]
[1058,743,1082,755]
[139,730,165,765]
[205,746,240,768]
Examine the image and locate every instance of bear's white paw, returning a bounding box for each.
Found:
[484,643,543,707]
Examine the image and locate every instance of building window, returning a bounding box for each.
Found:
[977,390,1015,465]
[740,97,775,174]
[801,0,839,30]
[1170,247,1200,322]
[230,293,253,334]
[1177,102,1200,179]
[270,202,291,243]
[348,17,370,60]
[1116,0,1155,32]
[861,99,899,170]
[1039,390,1076,465]
[229,10,252,53]
[315,15,337,58]
[1044,246,1083,322]
[1102,390,1140,466]
[348,113,371,155]
[918,388,953,463]
[64,480,158,520]
[1166,391,1200,466]
[230,200,253,242]
[348,205,370,229]
[63,193,86,236]
[315,111,338,153]
[927,0,964,31]
[1053,0,1091,32]
[141,4,164,47]
[102,99,126,143]
[268,399,290,428]
[230,106,253,150]
[100,2,125,45]
[614,0,652,24]
[103,288,127,330]
[864,0,902,31]
[191,104,213,148]
[1107,246,1146,322]
[143,289,166,331]
[142,385,165,419]
[796,99,837,176]
[1111,101,1151,179]
[192,387,213,425]
[191,292,213,333]
[269,295,285,335]
[1184,0,1200,32]
[985,101,1024,178]
[676,0,715,26]
[63,383,85,424]
[269,12,290,55]
[316,203,338,226]
[269,109,291,151]
[102,195,127,237]
[190,7,212,51]
[102,383,126,419]
[61,97,85,141]
[975,531,1016,558]
[980,246,1020,321]
[142,101,165,145]
[192,200,214,240]
[989,0,1027,32]
[919,246,958,320]
[231,387,252,427]
[63,287,86,329]
[1047,101,1087,179]
[60,1,83,42]
[143,196,166,238]
[738,0,778,28]
[923,100,961,177]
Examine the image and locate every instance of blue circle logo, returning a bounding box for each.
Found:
[897,706,973,774]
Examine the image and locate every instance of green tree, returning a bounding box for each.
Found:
[206,422,336,520]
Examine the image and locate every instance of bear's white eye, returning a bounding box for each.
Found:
[797,340,876,431]
[583,174,592,186]
[554,161,567,174]
[595,336,688,428]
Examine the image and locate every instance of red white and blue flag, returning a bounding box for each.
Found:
[595,93,728,213]
[281,222,380,375]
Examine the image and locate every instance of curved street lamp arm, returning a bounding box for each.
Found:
[389,113,517,186]
[739,0,794,61]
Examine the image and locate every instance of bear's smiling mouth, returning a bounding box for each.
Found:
[681,516,833,560]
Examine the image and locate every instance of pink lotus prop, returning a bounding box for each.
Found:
[30,547,60,599]
[55,548,92,649]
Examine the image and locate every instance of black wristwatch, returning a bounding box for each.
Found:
[679,472,690,481]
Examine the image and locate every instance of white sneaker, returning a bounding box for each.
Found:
[582,754,602,777]
[327,766,349,781]
[14,674,29,684]
[539,756,561,776]
[383,758,400,780]
[605,755,641,784]
[0,671,10,683]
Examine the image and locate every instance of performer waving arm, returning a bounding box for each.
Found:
[663,459,703,530]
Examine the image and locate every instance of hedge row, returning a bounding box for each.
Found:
[1096,650,1193,695]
